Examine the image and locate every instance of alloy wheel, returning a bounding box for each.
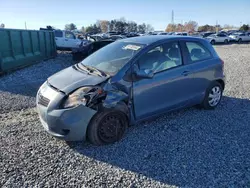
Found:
[208,86,222,107]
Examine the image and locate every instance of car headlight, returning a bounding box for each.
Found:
[63,87,92,108]
[63,86,104,109]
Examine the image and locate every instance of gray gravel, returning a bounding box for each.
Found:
[1,45,250,187]
[0,51,72,113]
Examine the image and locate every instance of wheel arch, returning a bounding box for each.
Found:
[215,79,225,90]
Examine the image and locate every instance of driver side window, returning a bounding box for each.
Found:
[138,42,182,73]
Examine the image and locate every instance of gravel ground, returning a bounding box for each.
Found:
[1,45,250,188]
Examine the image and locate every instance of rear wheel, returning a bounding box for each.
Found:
[224,39,229,44]
[87,109,128,145]
[200,82,223,110]
[211,40,215,45]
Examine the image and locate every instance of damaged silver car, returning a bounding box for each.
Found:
[37,36,225,145]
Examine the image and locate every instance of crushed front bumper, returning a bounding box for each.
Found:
[36,82,96,141]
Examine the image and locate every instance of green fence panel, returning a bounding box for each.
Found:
[0,28,56,73]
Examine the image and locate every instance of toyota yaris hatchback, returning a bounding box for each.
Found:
[37,36,225,145]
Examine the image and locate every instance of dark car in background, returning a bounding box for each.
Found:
[108,35,126,40]
[37,35,225,145]
[72,37,115,62]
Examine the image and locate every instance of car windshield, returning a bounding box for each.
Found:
[81,41,145,75]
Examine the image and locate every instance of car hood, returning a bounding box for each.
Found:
[47,64,109,94]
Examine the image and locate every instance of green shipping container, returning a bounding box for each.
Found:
[0,28,57,73]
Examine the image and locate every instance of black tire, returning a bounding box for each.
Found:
[200,82,223,110]
[238,38,242,44]
[87,109,128,145]
[211,40,215,45]
[224,39,228,44]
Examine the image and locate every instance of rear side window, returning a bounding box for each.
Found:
[185,42,212,62]
[54,30,63,38]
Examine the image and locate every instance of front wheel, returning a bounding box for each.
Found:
[211,40,215,45]
[200,82,223,110]
[87,109,128,145]
[238,38,242,44]
[224,39,229,44]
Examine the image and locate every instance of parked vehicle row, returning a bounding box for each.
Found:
[39,27,250,50]
[203,31,250,44]
[205,33,231,44]
[229,32,250,43]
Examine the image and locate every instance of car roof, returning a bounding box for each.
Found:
[121,35,201,45]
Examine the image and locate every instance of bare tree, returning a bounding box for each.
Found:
[137,23,146,33]
[198,24,216,32]
[223,24,236,30]
[146,24,154,32]
[65,23,77,31]
[97,20,109,33]
[176,24,184,32]
[81,26,85,33]
[127,21,137,32]
[184,21,198,32]
[165,24,176,32]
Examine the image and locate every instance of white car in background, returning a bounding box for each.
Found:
[54,30,85,50]
[206,33,231,45]
[229,32,250,43]
[158,32,168,35]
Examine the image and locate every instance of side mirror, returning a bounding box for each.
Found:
[136,69,154,79]
[133,64,154,79]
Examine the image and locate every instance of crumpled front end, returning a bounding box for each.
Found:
[37,71,133,141]
[36,82,96,141]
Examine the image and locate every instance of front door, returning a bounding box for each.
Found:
[65,31,78,48]
[217,34,227,43]
[132,41,194,120]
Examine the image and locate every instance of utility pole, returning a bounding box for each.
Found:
[216,20,218,33]
[181,20,183,32]
[25,22,27,30]
[171,10,174,24]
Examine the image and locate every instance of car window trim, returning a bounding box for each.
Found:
[153,41,184,75]
[181,40,213,64]
[134,40,185,75]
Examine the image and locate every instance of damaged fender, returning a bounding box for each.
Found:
[101,79,131,119]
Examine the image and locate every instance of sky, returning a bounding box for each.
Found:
[0,0,250,31]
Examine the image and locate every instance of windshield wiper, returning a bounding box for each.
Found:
[77,64,92,73]
[78,64,108,77]
[87,66,108,77]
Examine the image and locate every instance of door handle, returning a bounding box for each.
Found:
[182,70,190,76]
